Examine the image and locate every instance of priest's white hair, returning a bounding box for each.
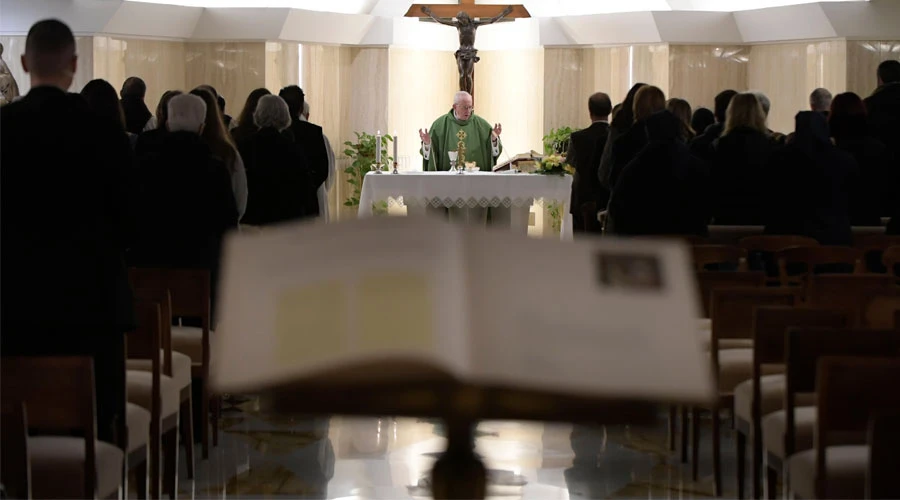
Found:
[167,94,206,133]
[254,95,292,131]
[454,91,472,105]
[809,88,833,113]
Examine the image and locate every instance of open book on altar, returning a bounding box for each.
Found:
[493,150,544,172]
[211,217,714,409]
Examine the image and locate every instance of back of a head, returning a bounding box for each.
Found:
[196,84,218,99]
[645,110,681,142]
[611,83,647,130]
[691,107,715,134]
[190,87,237,163]
[121,76,146,100]
[278,85,304,121]
[23,19,76,86]
[714,89,738,123]
[877,60,900,85]
[81,79,125,130]
[792,111,830,150]
[237,88,272,127]
[253,95,292,131]
[829,92,868,139]
[751,91,771,117]
[809,88,833,113]
[588,92,612,119]
[724,92,767,135]
[217,95,226,113]
[155,90,182,129]
[632,86,666,123]
[167,94,206,133]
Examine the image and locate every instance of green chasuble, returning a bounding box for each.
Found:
[422,109,502,172]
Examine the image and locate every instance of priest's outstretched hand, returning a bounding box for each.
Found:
[419,128,431,145]
[492,123,502,141]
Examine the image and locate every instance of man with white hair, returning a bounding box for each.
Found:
[751,90,786,142]
[419,90,502,172]
[301,100,336,221]
[809,88,833,114]
[130,92,238,318]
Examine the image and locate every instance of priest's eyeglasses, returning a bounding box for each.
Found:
[457,105,474,111]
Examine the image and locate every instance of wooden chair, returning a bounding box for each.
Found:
[1,402,31,499]
[693,245,749,272]
[776,246,864,289]
[807,274,897,323]
[696,287,798,496]
[1,357,124,499]
[788,357,900,499]
[882,245,900,280]
[853,235,900,273]
[861,289,900,330]
[764,329,900,499]
[732,306,850,499]
[129,268,216,459]
[739,236,819,284]
[867,412,900,499]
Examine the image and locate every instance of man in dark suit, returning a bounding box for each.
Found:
[567,92,611,235]
[278,85,328,217]
[0,19,135,446]
[689,89,737,161]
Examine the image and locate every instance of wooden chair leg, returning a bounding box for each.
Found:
[163,425,179,499]
[211,395,220,447]
[752,425,763,499]
[691,407,700,481]
[681,406,689,464]
[201,381,210,460]
[180,394,195,480]
[766,466,778,499]
[134,459,148,500]
[150,418,161,500]
[668,405,677,451]
[712,405,722,496]
[736,431,746,499]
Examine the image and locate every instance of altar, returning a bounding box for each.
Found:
[357,171,574,240]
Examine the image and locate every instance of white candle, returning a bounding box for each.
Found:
[393,130,398,165]
[375,131,381,164]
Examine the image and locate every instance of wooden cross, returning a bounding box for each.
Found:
[404,0,530,20]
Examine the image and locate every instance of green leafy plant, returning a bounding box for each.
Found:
[546,201,563,233]
[342,132,394,207]
[542,126,579,155]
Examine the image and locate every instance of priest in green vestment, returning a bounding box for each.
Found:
[419,91,502,171]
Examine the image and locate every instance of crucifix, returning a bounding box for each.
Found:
[405,0,530,100]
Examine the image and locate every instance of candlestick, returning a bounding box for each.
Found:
[375,130,381,165]
[393,130,398,169]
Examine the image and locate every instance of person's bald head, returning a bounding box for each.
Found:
[588,92,612,121]
[22,19,77,90]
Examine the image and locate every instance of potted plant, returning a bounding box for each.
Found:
[342,131,394,207]
[542,126,579,156]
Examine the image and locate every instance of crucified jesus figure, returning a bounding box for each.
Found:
[421,5,514,96]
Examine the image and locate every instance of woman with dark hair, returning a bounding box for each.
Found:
[594,83,647,190]
[666,98,695,142]
[607,85,666,189]
[190,86,248,220]
[81,78,136,148]
[829,92,892,226]
[231,88,272,144]
[690,107,715,137]
[766,111,856,245]
[135,90,182,156]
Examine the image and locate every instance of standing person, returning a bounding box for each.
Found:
[1,19,136,446]
[279,85,328,216]
[567,92,611,235]
[301,100,336,221]
[120,75,152,134]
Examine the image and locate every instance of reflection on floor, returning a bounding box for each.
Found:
[176,396,742,499]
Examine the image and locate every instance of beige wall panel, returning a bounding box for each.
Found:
[748,40,847,135]
[1,36,94,95]
[387,47,458,171]
[590,46,632,107]
[543,48,592,133]
[846,40,900,98]
[264,41,300,99]
[93,36,186,112]
[668,45,749,112]
[632,44,670,96]
[184,42,265,124]
[475,48,545,157]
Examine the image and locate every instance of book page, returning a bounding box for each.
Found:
[211,216,471,393]
[463,230,713,405]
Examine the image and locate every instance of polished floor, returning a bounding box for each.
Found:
[174,397,743,499]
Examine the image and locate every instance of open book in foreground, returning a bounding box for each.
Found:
[211,217,714,420]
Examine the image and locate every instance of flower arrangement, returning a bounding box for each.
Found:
[534,154,574,176]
